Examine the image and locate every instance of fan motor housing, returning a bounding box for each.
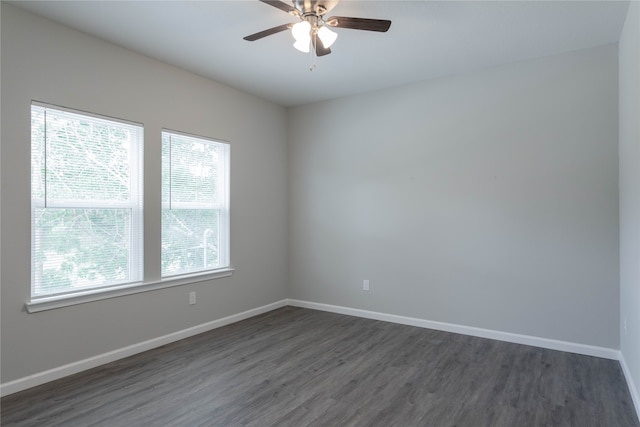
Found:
[293,0,340,16]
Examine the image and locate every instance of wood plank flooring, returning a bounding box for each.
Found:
[2,306,638,426]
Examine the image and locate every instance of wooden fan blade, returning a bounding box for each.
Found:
[243,23,293,41]
[259,0,297,14]
[312,36,331,56]
[325,16,391,32]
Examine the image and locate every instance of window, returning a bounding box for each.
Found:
[31,103,143,299]
[28,105,231,311]
[161,130,230,277]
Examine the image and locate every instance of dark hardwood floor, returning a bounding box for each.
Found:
[2,306,638,426]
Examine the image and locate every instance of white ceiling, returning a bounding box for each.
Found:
[10,0,630,107]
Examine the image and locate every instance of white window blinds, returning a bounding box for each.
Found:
[31,103,143,298]
[161,131,230,277]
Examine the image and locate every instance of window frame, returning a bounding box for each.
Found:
[30,102,144,300]
[161,129,231,278]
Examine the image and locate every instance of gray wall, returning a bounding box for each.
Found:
[288,44,620,349]
[1,4,288,382]
[619,0,640,402]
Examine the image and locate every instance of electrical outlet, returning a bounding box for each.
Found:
[189,291,196,305]
[363,280,370,291]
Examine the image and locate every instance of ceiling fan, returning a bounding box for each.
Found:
[243,0,392,56]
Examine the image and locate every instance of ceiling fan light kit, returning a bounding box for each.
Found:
[317,26,338,48]
[293,37,311,53]
[244,0,391,60]
[291,20,337,53]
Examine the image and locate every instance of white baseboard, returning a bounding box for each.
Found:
[0,299,288,397]
[619,352,640,421]
[286,299,620,360]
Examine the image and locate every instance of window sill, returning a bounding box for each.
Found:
[25,268,235,313]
